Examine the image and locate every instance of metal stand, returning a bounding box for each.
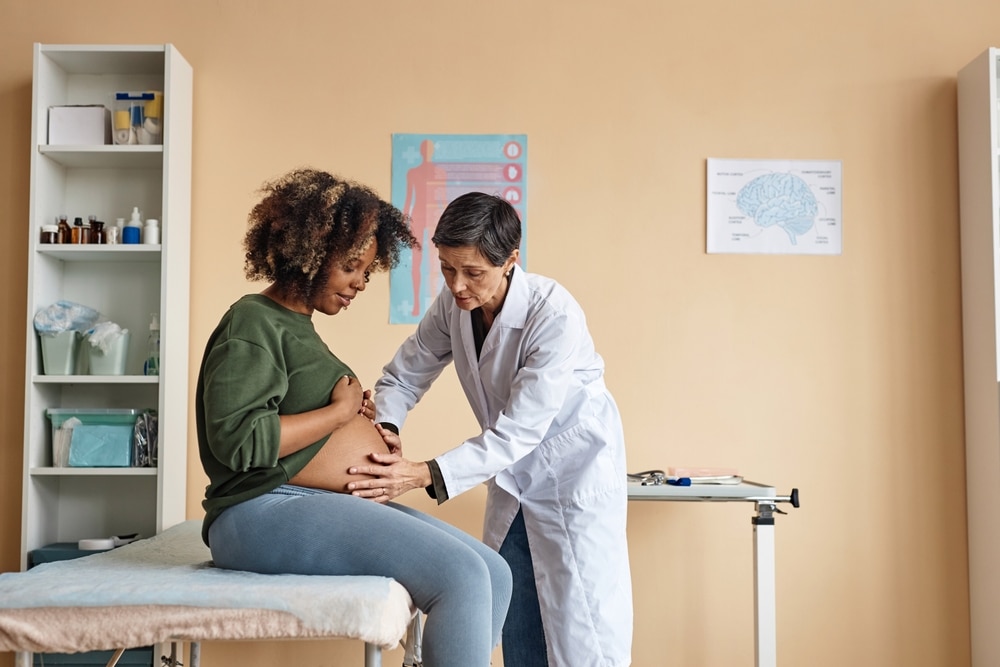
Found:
[753,501,778,667]
[628,480,799,667]
[403,609,424,667]
[364,641,382,667]
[402,613,424,666]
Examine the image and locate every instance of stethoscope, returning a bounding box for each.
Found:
[627,469,668,486]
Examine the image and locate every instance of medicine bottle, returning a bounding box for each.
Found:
[86,215,98,244]
[108,218,125,245]
[57,215,71,244]
[143,218,160,245]
[123,207,143,244]
[40,225,59,244]
[91,220,106,244]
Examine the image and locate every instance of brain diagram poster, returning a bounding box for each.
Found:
[389,133,527,324]
[706,158,842,255]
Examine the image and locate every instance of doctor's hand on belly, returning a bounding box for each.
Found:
[348,424,432,502]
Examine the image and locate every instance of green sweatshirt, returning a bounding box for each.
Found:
[196,294,354,544]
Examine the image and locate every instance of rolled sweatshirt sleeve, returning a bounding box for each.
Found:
[200,337,287,472]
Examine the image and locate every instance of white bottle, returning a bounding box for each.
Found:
[143,218,160,245]
[124,207,143,244]
[108,217,125,245]
[143,313,160,376]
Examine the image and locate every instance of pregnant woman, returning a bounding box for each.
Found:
[196,168,511,667]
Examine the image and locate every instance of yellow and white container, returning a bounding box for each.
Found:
[112,91,163,145]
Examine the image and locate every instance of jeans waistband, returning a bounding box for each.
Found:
[268,484,327,498]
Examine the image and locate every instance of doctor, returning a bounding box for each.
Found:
[349,192,633,667]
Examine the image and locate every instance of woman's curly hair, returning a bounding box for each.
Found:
[243,168,418,305]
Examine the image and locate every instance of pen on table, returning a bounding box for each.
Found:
[666,477,691,486]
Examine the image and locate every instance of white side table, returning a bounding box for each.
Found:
[628,479,800,667]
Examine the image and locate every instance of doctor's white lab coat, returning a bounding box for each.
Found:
[375,265,633,667]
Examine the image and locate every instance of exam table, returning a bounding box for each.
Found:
[0,483,797,667]
[0,520,415,667]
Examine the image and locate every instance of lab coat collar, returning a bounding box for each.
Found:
[497,264,528,330]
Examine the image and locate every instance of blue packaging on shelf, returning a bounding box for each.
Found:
[46,408,140,467]
[68,424,132,467]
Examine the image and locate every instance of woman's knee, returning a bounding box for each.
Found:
[486,549,513,601]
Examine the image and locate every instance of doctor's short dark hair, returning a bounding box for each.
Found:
[243,168,417,303]
[432,192,522,266]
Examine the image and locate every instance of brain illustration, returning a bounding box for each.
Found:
[736,173,817,245]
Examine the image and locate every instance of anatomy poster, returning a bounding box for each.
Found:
[390,133,527,324]
[706,158,842,255]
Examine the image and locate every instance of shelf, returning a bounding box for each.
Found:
[40,45,165,75]
[36,245,161,262]
[38,145,162,169]
[29,467,157,476]
[33,375,159,384]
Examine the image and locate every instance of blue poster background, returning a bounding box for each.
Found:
[389,133,527,324]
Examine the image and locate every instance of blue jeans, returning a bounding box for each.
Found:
[208,485,512,667]
[499,509,548,667]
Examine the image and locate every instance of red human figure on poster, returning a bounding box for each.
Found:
[404,139,448,316]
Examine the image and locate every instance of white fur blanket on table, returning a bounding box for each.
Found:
[0,520,414,654]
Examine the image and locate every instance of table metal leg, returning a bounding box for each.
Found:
[753,502,777,667]
[103,648,125,667]
[403,612,423,666]
[364,642,382,667]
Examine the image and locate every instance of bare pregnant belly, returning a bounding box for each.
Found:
[288,414,389,493]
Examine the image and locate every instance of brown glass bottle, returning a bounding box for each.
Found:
[90,220,106,244]
[57,215,71,244]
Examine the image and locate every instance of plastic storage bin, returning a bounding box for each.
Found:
[112,91,163,145]
[46,408,140,467]
[29,542,108,566]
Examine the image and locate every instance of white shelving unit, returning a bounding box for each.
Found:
[20,44,192,571]
[958,46,1000,667]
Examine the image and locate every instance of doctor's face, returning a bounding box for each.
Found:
[438,245,516,313]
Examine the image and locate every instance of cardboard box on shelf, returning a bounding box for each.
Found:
[48,105,111,145]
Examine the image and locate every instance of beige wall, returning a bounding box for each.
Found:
[0,0,987,665]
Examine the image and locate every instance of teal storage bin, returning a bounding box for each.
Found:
[46,408,140,467]
[32,648,153,666]
[29,542,107,566]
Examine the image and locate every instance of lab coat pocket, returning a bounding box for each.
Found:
[531,418,623,508]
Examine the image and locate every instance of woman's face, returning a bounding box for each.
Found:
[313,241,377,316]
[438,245,517,313]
